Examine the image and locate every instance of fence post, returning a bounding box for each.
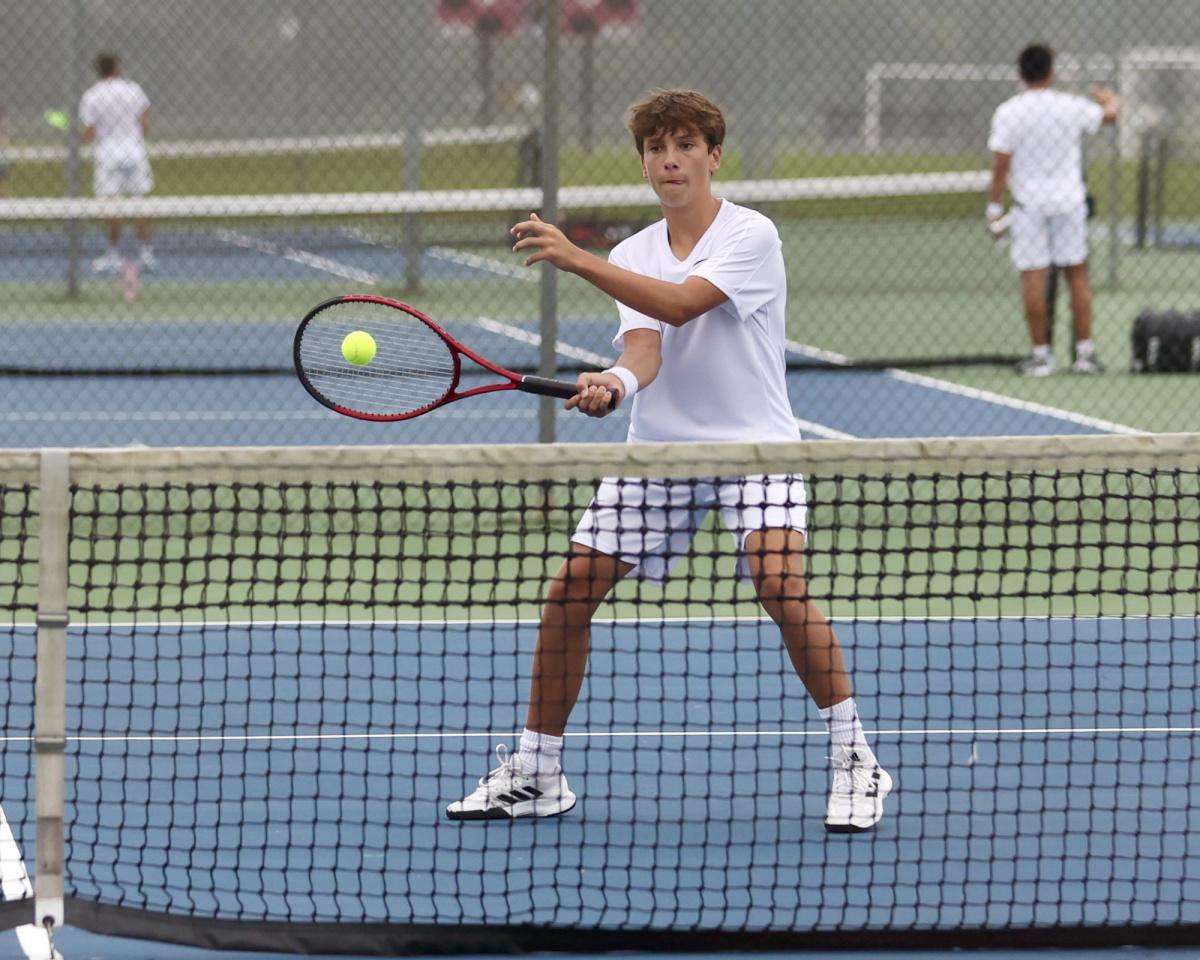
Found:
[538,0,561,444]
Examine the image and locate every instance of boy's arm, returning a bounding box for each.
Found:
[512,214,726,327]
[1091,86,1120,125]
[568,328,662,418]
[987,152,1010,225]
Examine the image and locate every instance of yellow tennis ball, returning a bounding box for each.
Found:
[341,330,377,366]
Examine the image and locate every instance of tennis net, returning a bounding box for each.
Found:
[0,170,1048,379]
[1,433,1198,953]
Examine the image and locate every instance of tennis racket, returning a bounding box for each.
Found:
[293,295,607,421]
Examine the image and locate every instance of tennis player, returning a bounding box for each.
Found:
[448,88,891,833]
[987,44,1119,376]
[79,53,156,273]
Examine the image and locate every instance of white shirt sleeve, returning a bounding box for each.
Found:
[608,242,664,353]
[987,104,1012,153]
[688,215,781,321]
[132,82,150,114]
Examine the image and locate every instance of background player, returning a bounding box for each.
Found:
[987,43,1119,376]
[79,52,156,273]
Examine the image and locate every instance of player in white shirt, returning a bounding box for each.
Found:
[987,44,1119,376]
[79,53,156,273]
[447,89,891,833]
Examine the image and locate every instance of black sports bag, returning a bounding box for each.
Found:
[1130,310,1200,373]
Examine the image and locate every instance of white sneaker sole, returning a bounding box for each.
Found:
[824,769,893,833]
[446,789,577,821]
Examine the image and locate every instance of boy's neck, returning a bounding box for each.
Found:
[663,194,723,258]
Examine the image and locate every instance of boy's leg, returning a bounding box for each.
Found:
[446,545,628,820]
[1061,262,1103,372]
[743,528,850,710]
[1062,262,1093,342]
[1020,267,1052,347]
[526,546,631,737]
[744,527,892,832]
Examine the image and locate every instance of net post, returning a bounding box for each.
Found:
[34,449,70,930]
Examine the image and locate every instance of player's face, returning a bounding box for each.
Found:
[641,127,721,207]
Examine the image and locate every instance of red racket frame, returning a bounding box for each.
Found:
[294,294,592,421]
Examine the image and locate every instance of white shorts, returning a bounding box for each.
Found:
[571,474,808,583]
[94,157,154,198]
[1010,203,1088,272]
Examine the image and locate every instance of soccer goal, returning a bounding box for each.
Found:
[1118,47,1200,158]
[862,56,1113,153]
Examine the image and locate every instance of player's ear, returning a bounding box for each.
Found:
[709,143,722,172]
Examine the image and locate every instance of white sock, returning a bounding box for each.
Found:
[1032,344,1051,360]
[518,728,563,776]
[1075,339,1095,357]
[140,244,154,256]
[819,698,871,756]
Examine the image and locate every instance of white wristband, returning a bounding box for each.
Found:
[986,202,1004,220]
[603,366,639,404]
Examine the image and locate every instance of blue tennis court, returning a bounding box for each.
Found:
[3,614,1198,950]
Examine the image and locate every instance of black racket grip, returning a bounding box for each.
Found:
[518,375,618,408]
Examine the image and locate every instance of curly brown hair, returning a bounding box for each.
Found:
[626,89,725,156]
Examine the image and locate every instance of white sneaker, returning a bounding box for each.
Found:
[446,744,576,821]
[139,248,157,271]
[824,745,892,833]
[1071,354,1105,375]
[91,252,121,274]
[1015,353,1056,377]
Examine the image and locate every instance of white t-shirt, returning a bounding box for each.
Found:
[988,88,1103,213]
[79,78,150,166]
[607,199,798,443]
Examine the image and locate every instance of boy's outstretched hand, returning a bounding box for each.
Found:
[512,213,585,271]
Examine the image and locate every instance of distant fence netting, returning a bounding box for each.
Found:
[0,0,1198,444]
[1,172,1048,379]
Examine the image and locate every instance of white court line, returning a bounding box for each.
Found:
[215,229,379,285]
[427,246,535,282]
[339,230,536,282]
[0,806,55,959]
[9,724,1192,747]
[785,339,1143,435]
[475,315,612,367]
[796,417,856,439]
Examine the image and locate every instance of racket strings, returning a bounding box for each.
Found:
[300,305,456,415]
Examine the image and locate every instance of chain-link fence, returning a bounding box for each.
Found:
[1,0,1197,445]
